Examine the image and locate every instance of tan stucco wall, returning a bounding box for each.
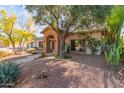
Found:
[91,32,102,40]
[65,34,81,45]
[65,31,102,45]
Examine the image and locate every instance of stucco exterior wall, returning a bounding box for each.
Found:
[65,31,102,45]
[91,32,102,40]
[42,26,103,54]
[65,34,81,45]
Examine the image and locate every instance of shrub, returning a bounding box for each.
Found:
[40,51,47,58]
[27,48,37,54]
[63,54,72,59]
[54,53,60,59]
[87,38,101,55]
[54,53,72,59]
[0,61,21,88]
[0,51,12,58]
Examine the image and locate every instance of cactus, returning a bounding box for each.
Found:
[0,61,21,87]
[105,37,123,70]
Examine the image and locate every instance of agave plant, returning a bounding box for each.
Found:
[0,61,21,88]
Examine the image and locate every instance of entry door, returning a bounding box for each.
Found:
[71,40,75,51]
[50,41,54,52]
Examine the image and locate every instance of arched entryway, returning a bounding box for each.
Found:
[42,26,60,54]
[46,35,55,53]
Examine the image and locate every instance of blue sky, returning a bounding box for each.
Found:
[0,5,43,37]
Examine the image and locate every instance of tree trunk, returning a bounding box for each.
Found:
[59,34,65,58]
[12,44,18,55]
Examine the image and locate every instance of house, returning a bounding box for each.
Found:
[41,26,106,55]
[27,37,44,49]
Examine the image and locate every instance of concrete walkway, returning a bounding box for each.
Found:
[14,54,41,64]
[0,54,41,64]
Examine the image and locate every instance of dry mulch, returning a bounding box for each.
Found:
[15,53,124,88]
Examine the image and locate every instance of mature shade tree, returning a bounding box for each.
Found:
[79,5,112,30]
[26,5,84,57]
[17,16,36,53]
[79,5,112,50]
[26,5,112,57]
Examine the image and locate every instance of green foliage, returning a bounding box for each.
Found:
[63,54,72,59]
[105,6,124,70]
[0,9,35,55]
[0,61,21,88]
[40,50,47,58]
[87,38,101,55]
[54,53,60,59]
[79,5,112,29]
[26,5,112,30]
[105,40,123,70]
[106,6,124,45]
[26,5,112,57]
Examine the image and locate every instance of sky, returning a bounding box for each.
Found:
[0,5,43,37]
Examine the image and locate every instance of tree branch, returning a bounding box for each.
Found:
[45,6,59,30]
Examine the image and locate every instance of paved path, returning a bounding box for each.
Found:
[14,54,41,64]
[0,54,41,64]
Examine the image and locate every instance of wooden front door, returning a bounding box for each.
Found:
[49,40,54,52]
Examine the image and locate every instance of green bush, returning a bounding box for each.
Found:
[0,61,21,88]
[54,53,60,59]
[40,51,47,58]
[63,54,72,59]
[54,53,71,59]
[87,38,101,55]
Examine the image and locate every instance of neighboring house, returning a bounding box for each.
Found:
[27,37,44,49]
[41,26,106,55]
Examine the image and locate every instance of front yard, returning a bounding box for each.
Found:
[15,52,124,88]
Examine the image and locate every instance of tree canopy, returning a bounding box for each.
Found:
[26,5,112,31]
[25,5,112,57]
[0,9,35,54]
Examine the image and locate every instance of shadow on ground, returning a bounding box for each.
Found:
[16,53,124,88]
[16,55,105,88]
